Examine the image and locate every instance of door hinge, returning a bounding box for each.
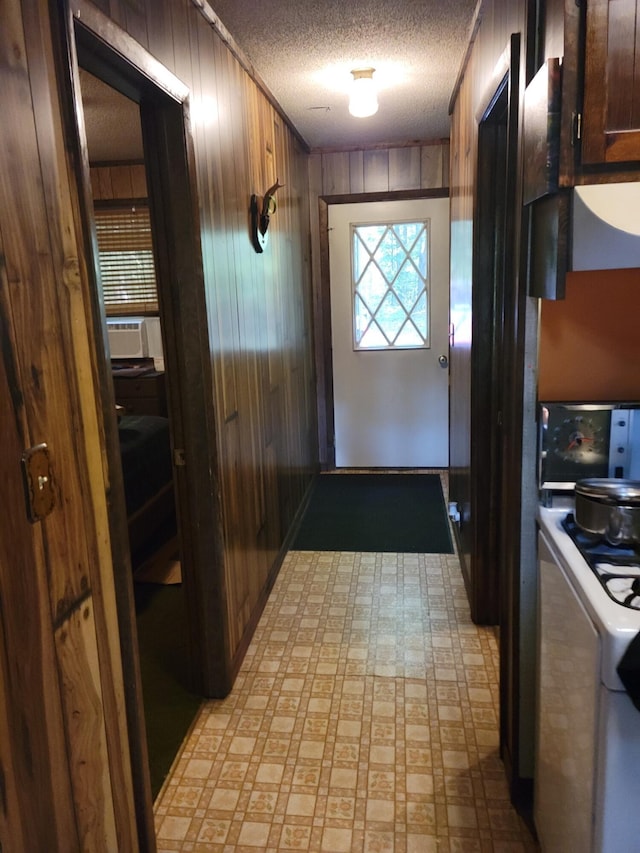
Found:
[572,111,582,145]
[173,448,186,467]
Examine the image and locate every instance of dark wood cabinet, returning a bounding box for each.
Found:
[112,368,167,416]
[582,0,640,164]
[553,0,640,183]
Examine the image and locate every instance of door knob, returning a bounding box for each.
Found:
[438,354,448,368]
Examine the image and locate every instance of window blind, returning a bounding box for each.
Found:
[94,205,158,314]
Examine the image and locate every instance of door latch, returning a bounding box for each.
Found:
[21,443,55,522]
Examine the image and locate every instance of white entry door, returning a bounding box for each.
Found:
[328,198,450,468]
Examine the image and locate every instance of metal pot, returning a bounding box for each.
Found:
[575,479,640,545]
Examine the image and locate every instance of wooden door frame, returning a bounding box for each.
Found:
[468,34,521,625]
[471,88,508,627]
[55,2,231,846]
[315,188,449,469]
[471,32,531,801]
[497,33,535,806]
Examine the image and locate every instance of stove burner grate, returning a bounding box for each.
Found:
[562,514,640,610]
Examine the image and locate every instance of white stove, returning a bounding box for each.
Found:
[561,512,640,608]
[536,503,640,852]
[539,505,640,689]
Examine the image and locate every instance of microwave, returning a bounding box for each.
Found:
[538,402,640,494]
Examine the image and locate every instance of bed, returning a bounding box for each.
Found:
[117,413,175,558]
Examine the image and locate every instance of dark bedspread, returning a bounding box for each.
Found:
[118,414,172,516]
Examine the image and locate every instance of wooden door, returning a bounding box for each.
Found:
[582,0,640,163]
[0,0,141,848]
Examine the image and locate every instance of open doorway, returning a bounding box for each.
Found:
[78,67,200,798]
[470,81,509,627]
[61,19,233,835]
[471,34,532,803]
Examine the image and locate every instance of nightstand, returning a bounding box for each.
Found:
[111,361,167,416]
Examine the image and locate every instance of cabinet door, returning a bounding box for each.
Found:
[582,0,640,163]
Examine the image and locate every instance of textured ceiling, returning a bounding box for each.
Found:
[210,0,478,149]
[80,0,478,160]
[80,69,144,162]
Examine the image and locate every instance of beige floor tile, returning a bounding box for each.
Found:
[156,816,195,847]
[154,532,538,851]
[279,823,312,849]
[236,820,271,846]
[320,826,353,851]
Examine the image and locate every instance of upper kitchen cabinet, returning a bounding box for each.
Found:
[582,0,640,164]
[551,0,640,184]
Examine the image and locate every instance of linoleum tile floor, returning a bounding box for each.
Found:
[154,495,538,852]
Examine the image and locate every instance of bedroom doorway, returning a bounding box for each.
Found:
[66,16,231,833]
[78,67,200,798]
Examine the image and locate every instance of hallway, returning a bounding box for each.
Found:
[153,531,537,850]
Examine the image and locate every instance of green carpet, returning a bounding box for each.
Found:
[292,473,453,553]
[134,582,201,799]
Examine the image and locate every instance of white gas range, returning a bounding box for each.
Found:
[535,402,640,852]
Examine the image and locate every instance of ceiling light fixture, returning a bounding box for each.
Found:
[349,68,378,118]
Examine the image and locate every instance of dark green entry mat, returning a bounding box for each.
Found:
[292,473,453,553]
[134,582,201,799]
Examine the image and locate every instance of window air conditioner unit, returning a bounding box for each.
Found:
[106,318,149,358]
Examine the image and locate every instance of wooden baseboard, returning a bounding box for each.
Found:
[451,523,471,598]
[501,738,536,838]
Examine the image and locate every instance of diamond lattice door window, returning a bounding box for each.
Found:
[351,220,429,350]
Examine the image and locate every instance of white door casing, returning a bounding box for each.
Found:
[328,198,450,468]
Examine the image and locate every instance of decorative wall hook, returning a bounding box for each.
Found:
[251,178,284,253]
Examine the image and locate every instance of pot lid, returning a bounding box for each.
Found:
[575,478,640,504]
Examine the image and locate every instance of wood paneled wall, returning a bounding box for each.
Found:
[90,163,147,199]
[312,142,450,196]
[182,17,316,660]
[449,2,528,579]
[1,0,317,847]
[85,4,317,668]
